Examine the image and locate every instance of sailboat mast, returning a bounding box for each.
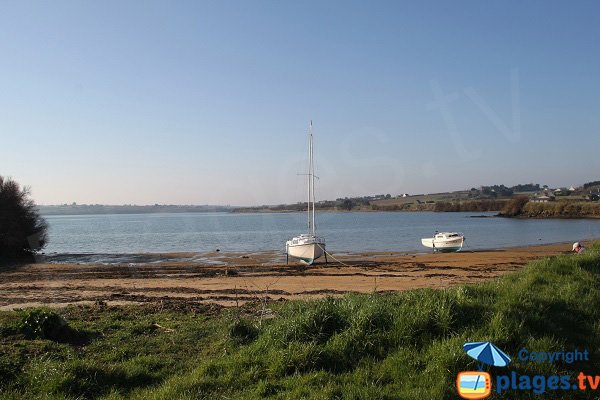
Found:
[310,123,316,234]
[307,122,311,233]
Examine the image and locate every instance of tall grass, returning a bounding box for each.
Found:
[1,243,600,399]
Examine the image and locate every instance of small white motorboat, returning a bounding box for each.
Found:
[421,232,465,252]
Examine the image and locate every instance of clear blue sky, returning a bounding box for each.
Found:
[1,1,599,205]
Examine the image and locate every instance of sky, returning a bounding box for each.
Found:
[1,0,599,206]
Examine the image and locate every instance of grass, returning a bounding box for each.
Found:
[1,243,600,399]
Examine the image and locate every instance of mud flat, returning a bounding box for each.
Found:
[0,242,582,310]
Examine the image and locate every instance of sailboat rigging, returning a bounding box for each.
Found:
[286,121,326,265]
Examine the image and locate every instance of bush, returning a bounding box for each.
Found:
[0,176,47,258]
[501,195,530,216]
[229,318,258,344]
[19,309,69,340]
[340,199,354,211]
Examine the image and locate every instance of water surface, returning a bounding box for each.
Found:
[43,212,600,258]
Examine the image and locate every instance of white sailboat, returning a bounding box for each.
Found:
[286,122,326,265]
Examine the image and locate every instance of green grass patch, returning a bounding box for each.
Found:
[2,243,600,399]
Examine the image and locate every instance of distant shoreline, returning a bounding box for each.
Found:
[39,207,600,219]
[38,200,600,219]
[38,204,233,216]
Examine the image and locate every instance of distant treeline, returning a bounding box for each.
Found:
[370,203,429,212]
[39,204,233,215]
[474,183,541,198]
[233,199,362,213]
[510,183,541,192]
[233,203,313,213]
[583,180,600,190]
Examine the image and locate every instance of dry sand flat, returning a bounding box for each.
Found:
[0,243,577,310]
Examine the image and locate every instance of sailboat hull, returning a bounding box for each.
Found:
[286,242,325,265]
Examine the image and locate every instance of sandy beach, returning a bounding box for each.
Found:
[0,241,583,311]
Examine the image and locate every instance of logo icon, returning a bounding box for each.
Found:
[457,371,492,399]
[463,341,511,368]
[457,342,511,399]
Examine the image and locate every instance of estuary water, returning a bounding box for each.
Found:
[42,211,600,256]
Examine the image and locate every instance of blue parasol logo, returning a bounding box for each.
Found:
[464,341,511,369]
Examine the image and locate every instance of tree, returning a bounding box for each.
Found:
[583,180,600,190]
[511,183,540,192]
[340,199,354,211]
[0,176,48,258]
[481,185,513,197]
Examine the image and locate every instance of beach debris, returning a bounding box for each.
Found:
[150,322,175,333]
[94,300,107,307]
[255,308,277,320]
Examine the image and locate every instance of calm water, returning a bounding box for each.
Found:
[43,212,600,256]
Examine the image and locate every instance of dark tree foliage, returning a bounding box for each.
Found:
[583,180,600,190]
[481,185,513,197]
[511,183,541,192]
[340,199,354,211]
[0,176,47,258]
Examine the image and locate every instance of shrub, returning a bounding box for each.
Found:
[340,199,354,211]
[19,309,68,340]
[0,176,48,258]
[501,195,530,216]
[229,318,258,344]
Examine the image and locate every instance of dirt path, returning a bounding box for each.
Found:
[0,242,578,310]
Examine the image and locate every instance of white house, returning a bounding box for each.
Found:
[531,195,554,203]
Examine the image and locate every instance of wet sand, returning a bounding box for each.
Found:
[0,242,582,310]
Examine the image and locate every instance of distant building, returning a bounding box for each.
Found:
[401,193,409,197]
[531,195,555,203]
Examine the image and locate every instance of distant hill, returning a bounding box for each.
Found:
[39,181,597,216]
